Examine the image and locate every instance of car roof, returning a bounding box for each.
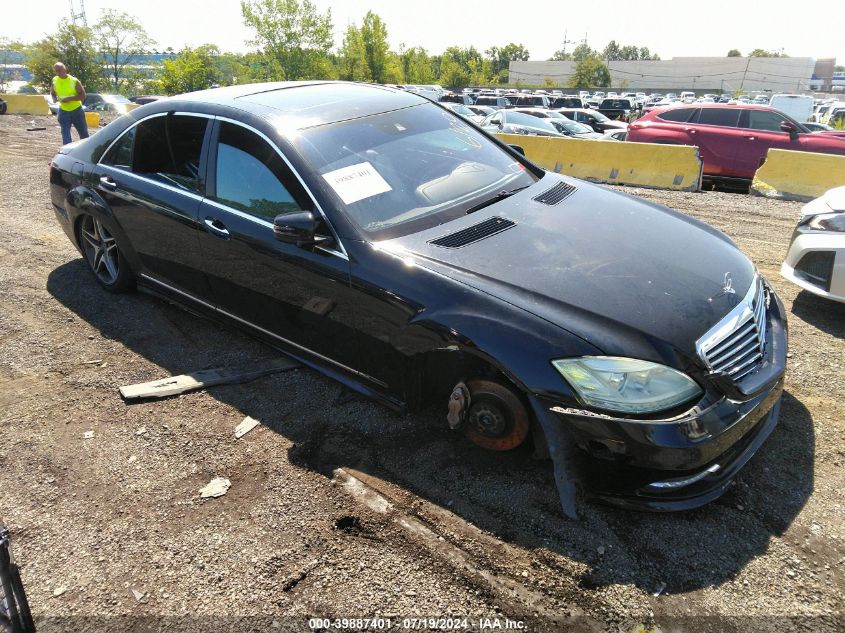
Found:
[174,81,428,129]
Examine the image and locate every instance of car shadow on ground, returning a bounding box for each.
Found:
[791,290,845,337]
[47,259,814,596]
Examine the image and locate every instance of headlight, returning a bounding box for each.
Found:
[800,212,845,232]
[552,356,702,414]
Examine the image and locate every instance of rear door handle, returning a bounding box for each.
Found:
[98,175,117,191]
[204,217,230,238]
[743,135,756,140]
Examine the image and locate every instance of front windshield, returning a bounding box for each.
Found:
[591,111,610,122]
[104,94,132,104]
[550,120,593,134]
[447,103,475,117]
[507,111,558,132]
[295,103,539,240]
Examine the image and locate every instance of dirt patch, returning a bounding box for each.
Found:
[0,113,843,632]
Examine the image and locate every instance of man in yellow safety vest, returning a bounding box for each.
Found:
[50,62,89,145]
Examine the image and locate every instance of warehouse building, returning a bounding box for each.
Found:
[509,56,819,93]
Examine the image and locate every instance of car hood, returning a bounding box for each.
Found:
[385,174,755,362]
[821,185,845,212]
[599,120,628,130]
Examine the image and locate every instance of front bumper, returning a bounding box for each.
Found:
[781,230,845,303]
[540,285,788,512]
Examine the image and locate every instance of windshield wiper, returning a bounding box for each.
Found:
[465,185,530,215]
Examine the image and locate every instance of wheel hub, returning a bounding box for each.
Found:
[461,379,530,451]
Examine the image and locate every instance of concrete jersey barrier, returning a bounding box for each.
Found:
[495,133,703,192]
[0,94,50,115]
[751,149,845,202]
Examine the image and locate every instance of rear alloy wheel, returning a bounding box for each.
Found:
[462,379,530,451]
[78,214,134,292]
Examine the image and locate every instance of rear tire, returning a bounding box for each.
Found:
[77,214,135,293]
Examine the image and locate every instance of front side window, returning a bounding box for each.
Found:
[213,122,307,221]
[743,109,789,132]
[102,114,208,194]
[295,103,539,240]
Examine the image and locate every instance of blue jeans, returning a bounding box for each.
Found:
[57,107,89,145]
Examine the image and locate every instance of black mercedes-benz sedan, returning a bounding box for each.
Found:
[49,82,787,518]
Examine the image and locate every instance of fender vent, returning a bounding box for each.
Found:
[533,181,576,205]
[429,216,515,248]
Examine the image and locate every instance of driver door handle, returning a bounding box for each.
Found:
[743,135,757,141]
[204,217,230,239]
[98,175,117,191]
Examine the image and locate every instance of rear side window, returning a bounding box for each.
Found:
[102,114,208,194]
[213,122,308,221]
[657,108,697,123]
[697,108,741,127]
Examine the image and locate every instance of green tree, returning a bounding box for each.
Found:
[618,45,641,60]
[438,51,470,90]
[549,49,571,61]
[570,42,597,62]
[24,20,102,91]
[399,46,433,84]
[159,45,221,94]
[337,24,369,81]
[568,56,610,88]
[360,11,390,83]
[602,40,621,60]
[485,43,529,76]
[93,9,156,93]
[639,47,659,60]
[727,49,742,57]
[748,48,787,57]
[240,0,334,80]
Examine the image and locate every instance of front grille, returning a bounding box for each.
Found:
[532,181,577,205]
[794,251,834,292]
[699,281,768,382]
[429,216,515,248]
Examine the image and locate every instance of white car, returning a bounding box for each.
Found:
[781,185,845,302]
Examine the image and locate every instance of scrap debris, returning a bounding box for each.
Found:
[199,477,231,499]
[119,357,298,400]
[234,416,260,439]
[82,431,95,439]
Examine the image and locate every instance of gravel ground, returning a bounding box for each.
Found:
[0,114,843,633]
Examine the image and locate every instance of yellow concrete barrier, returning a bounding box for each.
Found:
[751,149,845,202]
[0,94,50,115]
[495,133,702,191]
[124,103,140,112]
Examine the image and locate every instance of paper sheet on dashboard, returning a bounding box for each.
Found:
[321,162,392,204]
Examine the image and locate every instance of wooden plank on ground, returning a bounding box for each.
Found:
[119,357,298,400]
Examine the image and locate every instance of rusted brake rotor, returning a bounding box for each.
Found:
[461,379,530,451]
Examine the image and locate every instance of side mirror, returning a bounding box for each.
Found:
[780,122,799,140]
[508,144,525,156]
[273,210,327,247]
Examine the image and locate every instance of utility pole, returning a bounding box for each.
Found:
[69,0,87,26]
[560,30,573,58]
[739,55,751,93]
